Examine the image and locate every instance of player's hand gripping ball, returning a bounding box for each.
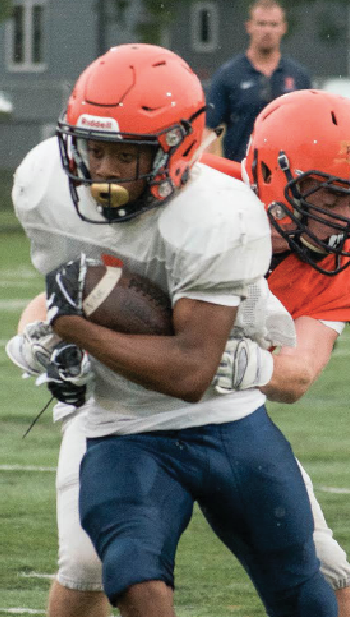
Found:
[45,254,173,336]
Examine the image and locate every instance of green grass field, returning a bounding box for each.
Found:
[1,227,350,616]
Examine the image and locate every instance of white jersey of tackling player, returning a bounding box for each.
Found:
[13,137,295,437]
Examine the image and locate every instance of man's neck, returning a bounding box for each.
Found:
[246,48,281,76]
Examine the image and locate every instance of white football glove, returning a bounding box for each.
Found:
[6,321,93,407]
[215,336,274,394]
[6,321,62,376]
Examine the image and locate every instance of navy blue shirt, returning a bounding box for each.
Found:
[206,53,311,161]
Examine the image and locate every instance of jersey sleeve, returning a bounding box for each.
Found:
[268,251,350,323]
[12,138,70,273]
[319,321,345,335]
[12,137,62,223]
[12,138,97,275]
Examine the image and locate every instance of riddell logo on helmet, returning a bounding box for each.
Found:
[77,114,120,132]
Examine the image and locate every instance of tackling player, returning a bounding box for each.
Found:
[6,44,336,617]
[203,88,350,615]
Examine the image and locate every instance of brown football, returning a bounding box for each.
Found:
[82,264,173,336]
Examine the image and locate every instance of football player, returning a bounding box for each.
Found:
[202,88,350,615]
[6,44,336,617]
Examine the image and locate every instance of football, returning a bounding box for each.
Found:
[82,263,173,336]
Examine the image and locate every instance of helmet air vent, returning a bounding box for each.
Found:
[261,161,271,184]
[331,111,338,125]
[142,106,161,111]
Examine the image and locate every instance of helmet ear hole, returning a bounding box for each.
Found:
[261,161,272,184]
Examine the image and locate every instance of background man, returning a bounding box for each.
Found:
[205,0,311,160]
[7,43,336,617]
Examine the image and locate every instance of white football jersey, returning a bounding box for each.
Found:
[13,137,295,436]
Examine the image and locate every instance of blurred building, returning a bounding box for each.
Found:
[0,0,146,169]
[0,0,349,169]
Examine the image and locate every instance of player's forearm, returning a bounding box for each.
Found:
[260,317,337,404]
[17,292,46,333]
[260,353,315,403]
[52,315,215,403]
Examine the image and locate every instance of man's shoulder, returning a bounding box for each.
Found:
[269,253,325,290]
[269,251,350,319]
[213,53,248,78]
[174,163,267,216]
[157,165,271,292]
[13,136,68,220]
[14,137,61,192]
[159,164,270,248]
[280,55,310,79]
[16,137,59,173]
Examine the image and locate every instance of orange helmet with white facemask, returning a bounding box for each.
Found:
[243,89,350,275]
[57,43,206,223]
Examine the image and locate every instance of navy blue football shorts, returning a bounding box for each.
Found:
[79,405,336,615]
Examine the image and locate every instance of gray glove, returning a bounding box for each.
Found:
[215,336,274,394]
[6,321,62,375]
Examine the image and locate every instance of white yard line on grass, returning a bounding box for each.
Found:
[331,349,350,357]
[318,486,350,494]
[20,572,55,580]
[0,282,39,288]
[0,610,46,615]
[0,299,30,310]
[1,267,39,279]
[0,465,56,472]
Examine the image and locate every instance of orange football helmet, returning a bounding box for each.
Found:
[243,89,350,275]
[57,43,206,223]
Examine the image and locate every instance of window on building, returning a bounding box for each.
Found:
[32,4,44,64]
[191,2,218,52]
[114,0,128,25]
[12,5,24,64]
[6,0,47,71]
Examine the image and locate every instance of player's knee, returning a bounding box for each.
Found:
[297,571,338,616]
[116,580,172,614]
[102,537,170,605]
